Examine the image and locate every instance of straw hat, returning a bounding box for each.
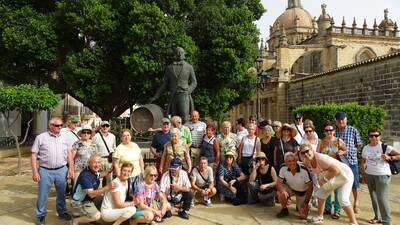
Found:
[255,151,267,160]
[78,124,92,135]
[281,123,297,138]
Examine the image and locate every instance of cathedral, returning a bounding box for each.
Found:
[229,0,400,128]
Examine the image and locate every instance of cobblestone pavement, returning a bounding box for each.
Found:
[0,156,398,225]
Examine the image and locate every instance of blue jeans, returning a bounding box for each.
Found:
[325,188,341,214]
[36,166,68,217]
[348,164,360,189]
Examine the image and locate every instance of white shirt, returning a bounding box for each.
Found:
[291,123,304,145]
[101,178,128,211]
[60,127,81,149]
[362,142,393,176]
[92,132,117,157]
[241,136,258,157]
[160,170,191,197]
[185,121,206,148]
[236,129,248,145]
[278,163,311,192]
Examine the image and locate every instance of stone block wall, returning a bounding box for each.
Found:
[287,53,400,142]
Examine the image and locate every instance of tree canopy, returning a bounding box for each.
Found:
[0,0,264,120]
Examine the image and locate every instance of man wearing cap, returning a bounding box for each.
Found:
[291,113,304,145]
[335,111,362,213]
[31,117,74,225]
[92,121,116,184]
[160,158,192,220]
[248,152,277,206]
[61,115,81,150]
[276,152,313,219]
[185,111,206,167]
[150,118,171,174]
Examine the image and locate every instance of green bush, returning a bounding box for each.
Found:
[292,103,386,144]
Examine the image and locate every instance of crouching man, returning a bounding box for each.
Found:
[276,152,313,219]
[160,158,193,219]
[191,157,217,206]
[71,154,115,225]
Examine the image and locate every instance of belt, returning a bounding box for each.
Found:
[40,165,66,170]
[191,146,201,148]
[101,156,109,158]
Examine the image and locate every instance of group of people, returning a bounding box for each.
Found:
[31,111,399,225]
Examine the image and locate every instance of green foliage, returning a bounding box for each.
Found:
[0,0,264,120]
[0,84,60,113]
[293,103,387,144]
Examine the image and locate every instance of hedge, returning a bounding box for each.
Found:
[292,103,386,144]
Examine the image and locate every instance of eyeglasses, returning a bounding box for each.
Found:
[272,126,280,128]
[101,124,110,128]
[369,134,380,138]
[81,131,91,135]
[283,129,291,131]
[149,174,158,177]
[305,130,313,133]
[51,124,63,128]
[324,129,334,132]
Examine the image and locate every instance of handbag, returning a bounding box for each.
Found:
[381,143,400,175]
[99,132,113,163]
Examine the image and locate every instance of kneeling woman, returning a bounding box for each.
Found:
[217,151,247,205]
[299,144,358,225]
[101,163,137,225]
[133,166,171,224]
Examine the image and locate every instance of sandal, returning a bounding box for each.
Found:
[368,219,382,224]
[331,213,340,219]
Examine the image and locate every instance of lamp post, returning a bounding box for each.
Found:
[255,56,264,120]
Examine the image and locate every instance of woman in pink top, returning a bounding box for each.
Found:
[299,143,357,225]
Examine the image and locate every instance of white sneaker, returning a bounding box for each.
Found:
[205,198,212,206]
[190,201,195,208]
[309,216,324,224]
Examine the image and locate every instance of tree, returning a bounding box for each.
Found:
[0,84,60,174]
[0,0,264,120]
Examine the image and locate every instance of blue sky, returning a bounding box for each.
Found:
[255,0,400,41]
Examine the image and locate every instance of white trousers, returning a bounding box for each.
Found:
[101,207,136,222]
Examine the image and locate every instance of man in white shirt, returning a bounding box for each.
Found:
[61,115,81,149]
[276,152,313,219]
[236,118,248,146]
[291,113,304,144]
[160,158,192,220]
[92,121,116,184]
[185,111,206,167]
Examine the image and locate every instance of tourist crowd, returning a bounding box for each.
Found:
[31,111,399,225]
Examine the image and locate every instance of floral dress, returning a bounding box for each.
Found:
[72,140,97,171]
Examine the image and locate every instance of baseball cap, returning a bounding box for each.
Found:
[295,112,303,119]
[161,118,170,124]
[100,121,110,126]
[169,158,182,169]
[68,115,80,123]
[335,112,346,120]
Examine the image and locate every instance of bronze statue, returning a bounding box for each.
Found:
[151,47,197,122]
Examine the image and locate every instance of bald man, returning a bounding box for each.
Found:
[185,111,206,166]
[71,155,115,225]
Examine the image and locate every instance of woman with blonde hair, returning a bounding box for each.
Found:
[101,163,137,225]
[132,165,171,224]
[218,121,238,161]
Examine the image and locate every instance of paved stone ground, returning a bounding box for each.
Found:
[0,156,399,225]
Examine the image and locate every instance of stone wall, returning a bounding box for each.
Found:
[287,53,400,142]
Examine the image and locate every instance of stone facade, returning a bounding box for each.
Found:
[287,52,400,142]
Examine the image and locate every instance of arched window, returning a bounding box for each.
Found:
[356,47,377,62]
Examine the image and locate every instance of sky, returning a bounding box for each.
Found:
[255,0,400,42]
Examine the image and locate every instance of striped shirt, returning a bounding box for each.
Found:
[185,121,206,148]
[335,125,362,165]
[31,131,70,168]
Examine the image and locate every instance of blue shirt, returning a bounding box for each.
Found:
[72,168,100,202]
[151,131,171,153]
[335,125,362,165]
[218,163,242,182]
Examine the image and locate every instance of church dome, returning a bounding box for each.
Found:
[271,7,314,34]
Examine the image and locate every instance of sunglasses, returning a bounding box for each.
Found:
[101,124,110,128]
[299,150,310,155]
[305,130,313,133]
[51,124,63,128]
[324,129,334,132]
[81,131,91,135]
[272,126,280,128]
[369,134,380,138]
[149,174,158,177]
[283,128,291,131]
[256,158,266,161]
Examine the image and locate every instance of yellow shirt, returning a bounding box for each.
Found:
[113,142,142,177]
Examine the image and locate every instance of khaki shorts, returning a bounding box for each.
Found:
[72,201,99,217]
[190,147,202,166]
